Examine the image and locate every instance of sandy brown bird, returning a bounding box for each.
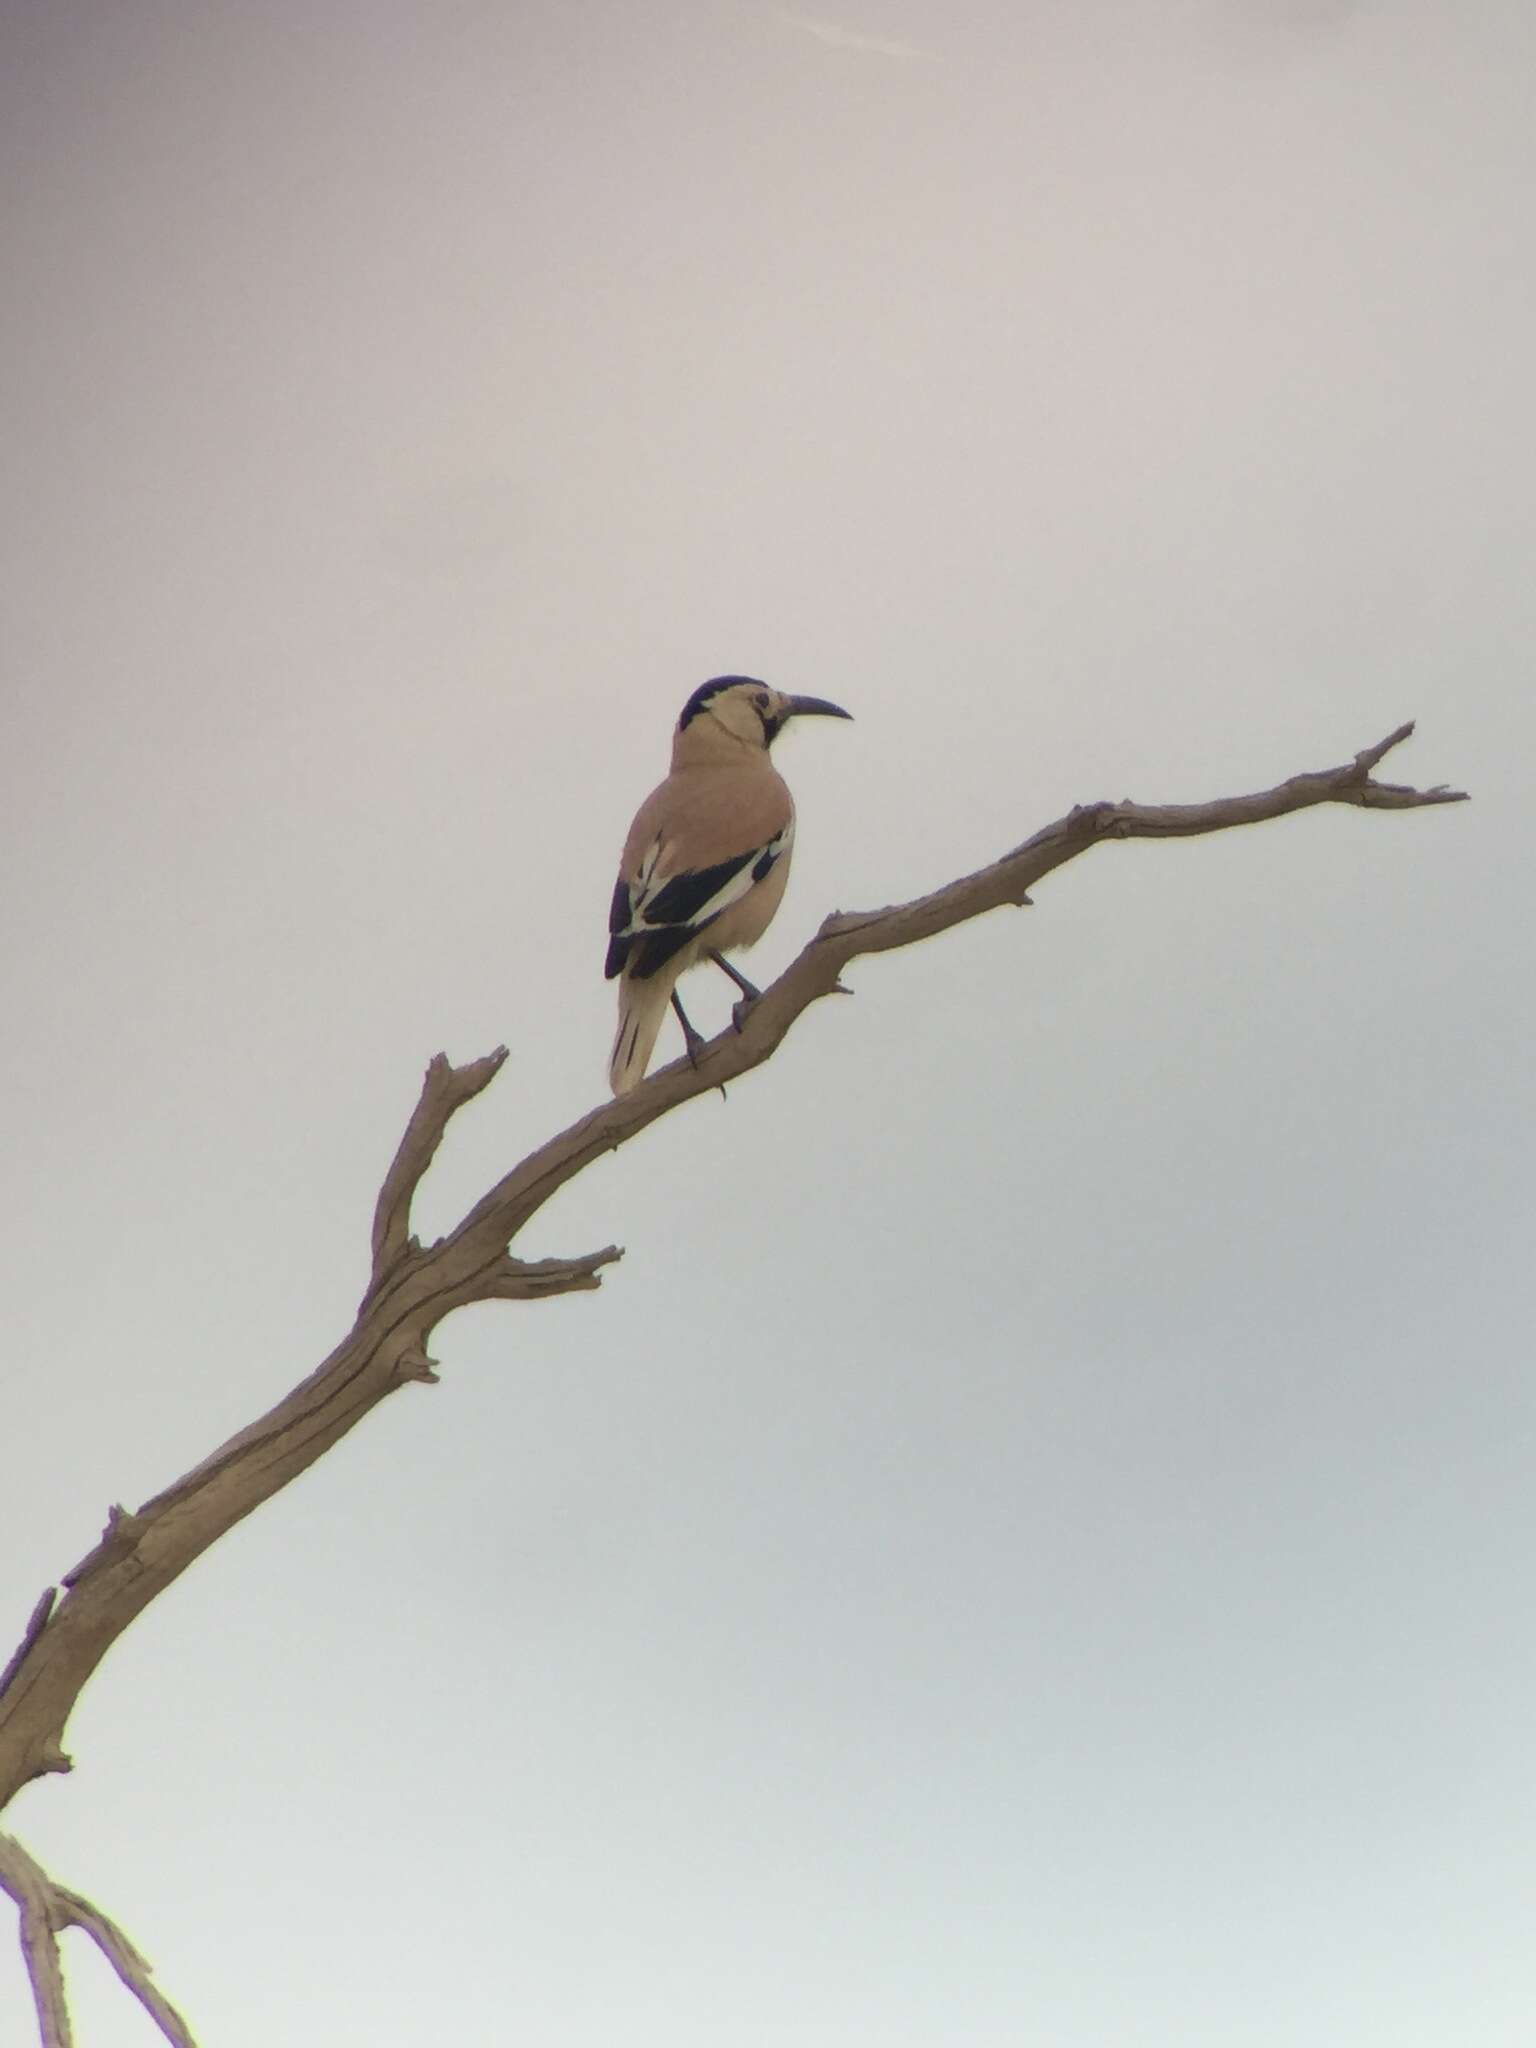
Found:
[605,676,852,1094]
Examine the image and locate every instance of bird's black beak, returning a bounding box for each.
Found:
[783,694,853,721]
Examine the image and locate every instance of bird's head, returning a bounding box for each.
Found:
[674,676,852,757]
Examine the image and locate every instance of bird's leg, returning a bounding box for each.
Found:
[707,949,760,1001]
[708,950,762,1031]
[671,988,708,1067]
[706,949,763,1032]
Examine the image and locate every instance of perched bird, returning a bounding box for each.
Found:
[606,676,852,1094]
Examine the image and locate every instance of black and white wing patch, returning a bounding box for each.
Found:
[605,822,793,981]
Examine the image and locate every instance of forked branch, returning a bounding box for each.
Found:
[0,1833,196,2048]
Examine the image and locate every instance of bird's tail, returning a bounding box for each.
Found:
[610,972,675,1095]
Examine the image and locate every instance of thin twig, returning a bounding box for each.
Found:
[371,1048,509,1281]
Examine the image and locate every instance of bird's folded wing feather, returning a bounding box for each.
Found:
[606,773,794,981]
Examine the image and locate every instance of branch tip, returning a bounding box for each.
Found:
[1354,720,1416,775]
[476,1244,624,1302]
[436,1045,509,1094]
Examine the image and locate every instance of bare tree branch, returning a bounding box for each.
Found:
[0,1834,196,2048]
[454,720,1467,1247]
[0,723,1466,1926]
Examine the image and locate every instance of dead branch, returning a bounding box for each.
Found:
[0,1833,196,2048]
[0,722,1464,2039]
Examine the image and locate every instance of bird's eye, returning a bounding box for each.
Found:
[754,692,769,711]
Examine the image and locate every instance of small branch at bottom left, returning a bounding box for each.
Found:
[0,1832,198,2048]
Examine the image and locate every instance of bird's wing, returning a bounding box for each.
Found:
[606,773,794,981]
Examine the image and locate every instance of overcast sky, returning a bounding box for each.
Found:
[3,1,1532,2042]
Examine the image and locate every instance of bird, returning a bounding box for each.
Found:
[605,676,852,1094]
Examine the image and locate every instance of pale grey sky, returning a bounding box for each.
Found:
[2,1,1531,2042]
